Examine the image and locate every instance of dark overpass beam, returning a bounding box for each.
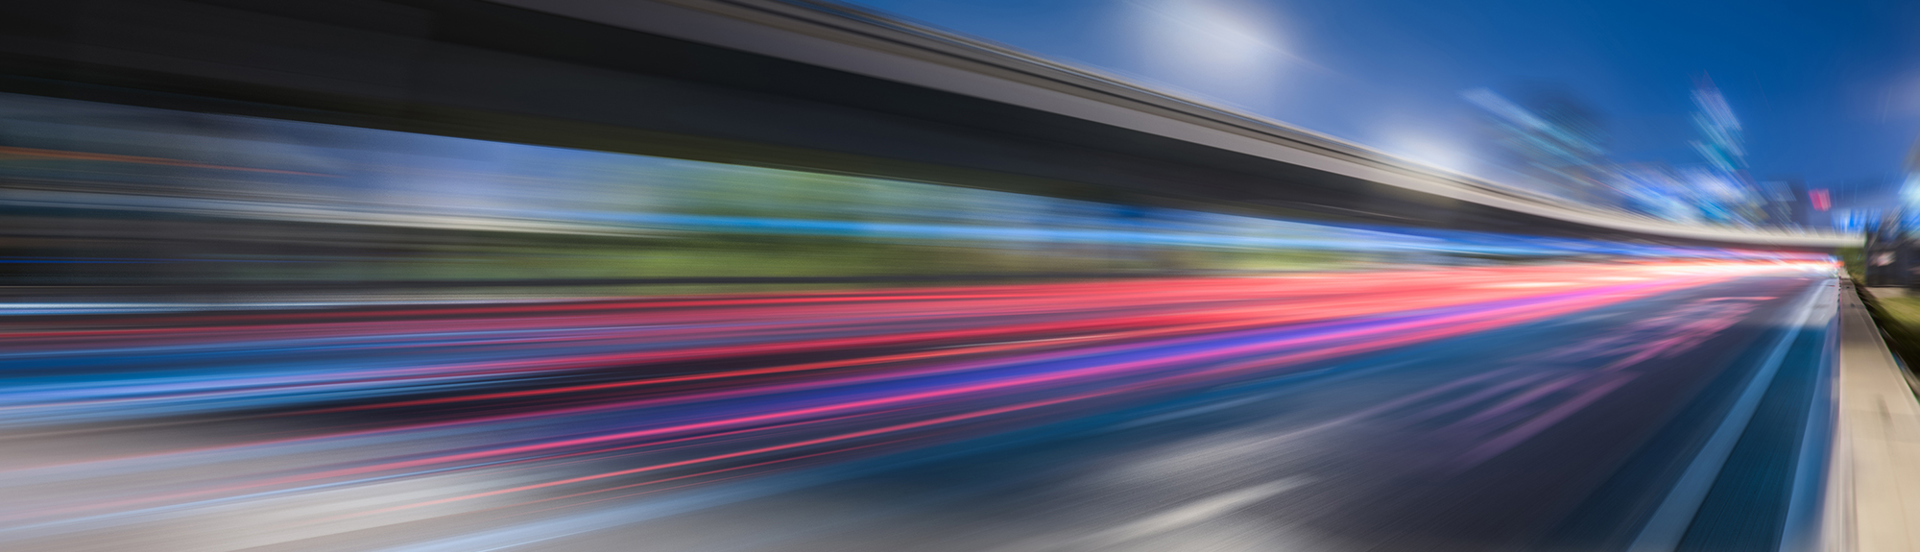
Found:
[0,0,1859,249]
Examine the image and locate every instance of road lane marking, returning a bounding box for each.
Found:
[1627,279,1829,552]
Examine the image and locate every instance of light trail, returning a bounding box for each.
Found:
[0,260,1835,551]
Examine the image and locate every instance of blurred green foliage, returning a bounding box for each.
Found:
[1837,246,1863,281]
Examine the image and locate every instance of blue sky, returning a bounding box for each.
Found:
[846,0,1920,206]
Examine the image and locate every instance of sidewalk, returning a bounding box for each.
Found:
[1829,281,1920,551]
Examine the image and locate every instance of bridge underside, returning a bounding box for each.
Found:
[0,0,1842,251]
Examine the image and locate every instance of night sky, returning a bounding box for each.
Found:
[847,0,1920,207]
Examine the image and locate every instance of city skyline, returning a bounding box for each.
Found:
[849,0,1920,218]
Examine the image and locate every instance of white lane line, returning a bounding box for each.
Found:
[999,477,1310,552]
[1627,279,1830,552]
[1778,292,1838,552]
[1080,478,1307,545]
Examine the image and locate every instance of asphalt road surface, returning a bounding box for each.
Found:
[0,261,1837,552]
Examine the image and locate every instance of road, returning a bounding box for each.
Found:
[0,261,1837,551]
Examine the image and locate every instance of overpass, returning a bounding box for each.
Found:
[0,0,1857,250]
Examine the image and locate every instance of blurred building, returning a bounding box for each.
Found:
[1864,138,1920,286]
[1756,177,1832,229]
[1805,186,1834,228]
[1685,78,1768,227]
[1758,179,1805,227]
[1463,80,1784,228]
[1464,87,1623,209]
[1864,209,1916,286]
